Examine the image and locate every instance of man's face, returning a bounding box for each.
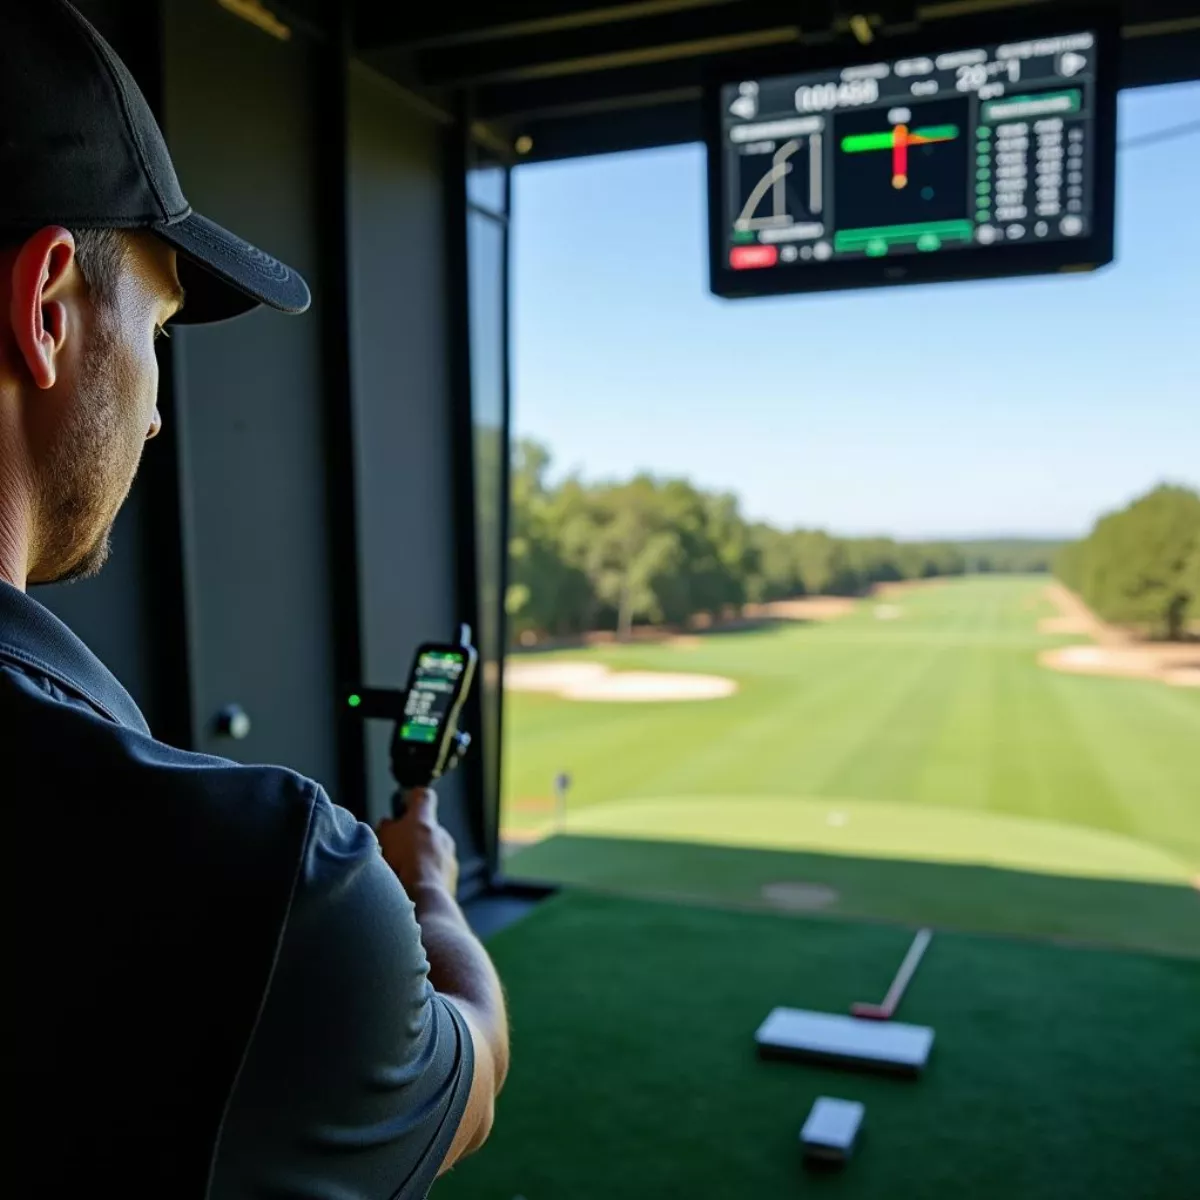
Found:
[27,232,182,584]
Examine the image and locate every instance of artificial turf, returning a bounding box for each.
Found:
[433,891,1200,1200]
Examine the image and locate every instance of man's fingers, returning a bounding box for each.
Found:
[403,787,438,820]
[376,788,438,837]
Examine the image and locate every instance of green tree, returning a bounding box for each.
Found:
[748,524,801,601]
[506,441,592,639]
[507,440,1075,642]
[1181,544,1200,630]
[1056,483,1200,640]
[653,483,750,622]
[792,530,841,595]
[579,477,685,638]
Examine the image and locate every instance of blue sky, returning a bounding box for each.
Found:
[512,82,1199,539]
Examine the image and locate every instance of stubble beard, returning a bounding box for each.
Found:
[31,315,142,585]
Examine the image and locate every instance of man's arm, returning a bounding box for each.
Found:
[411,883,508,1174]
[376,790,510,1176]
[210,788,486,1200]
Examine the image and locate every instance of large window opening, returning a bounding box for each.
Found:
[497,82,1199,957]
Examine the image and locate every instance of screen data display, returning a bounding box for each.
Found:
[399,650,465,744]
[711,24,1112,295]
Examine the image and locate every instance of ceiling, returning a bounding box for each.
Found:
[308,1,1200,160]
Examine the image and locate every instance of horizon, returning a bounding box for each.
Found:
[512,82,1200,542]
[516,435,1193,543]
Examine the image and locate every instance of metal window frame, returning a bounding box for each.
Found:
[451,117,518,888]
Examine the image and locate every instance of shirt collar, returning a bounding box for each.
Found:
[0,580,150,734]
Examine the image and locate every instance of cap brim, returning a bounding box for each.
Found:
[153,211,311,325]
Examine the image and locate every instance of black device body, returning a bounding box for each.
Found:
[343,627,478,812]
[389,640,478,791]
[705,4,1119,299]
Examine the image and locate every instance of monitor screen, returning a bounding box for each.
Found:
[707,13,1116,297]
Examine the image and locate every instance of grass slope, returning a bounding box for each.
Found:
[509,837,1200,958]
[434,892,1200,1200]
[503,576,1200,877]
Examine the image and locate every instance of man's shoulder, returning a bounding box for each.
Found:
[0,654,327,859]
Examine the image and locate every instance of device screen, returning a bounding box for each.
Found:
[399,650,466,744]
[715,27,1102,280]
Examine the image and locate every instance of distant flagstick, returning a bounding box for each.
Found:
[553,771,571,833]
[852,929,933,1021]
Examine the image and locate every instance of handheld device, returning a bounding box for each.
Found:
[390,634,478,791]
[706,4,1118,298]
[342,625,478,811]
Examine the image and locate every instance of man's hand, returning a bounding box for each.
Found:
[377,788,459,898]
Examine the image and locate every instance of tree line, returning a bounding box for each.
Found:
[507,440,1062,642]
[1056,483,1200,641]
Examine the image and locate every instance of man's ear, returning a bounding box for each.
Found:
[8,227,80,391]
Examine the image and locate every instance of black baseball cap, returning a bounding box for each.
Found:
[0,0,310,325]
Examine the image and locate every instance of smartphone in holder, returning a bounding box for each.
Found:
[390,633,478,792]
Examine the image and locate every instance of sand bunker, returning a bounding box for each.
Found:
[1041,643,1200,688]
[1038,582,1125,644]
[743,597,858,621]
[505,660,737,702]
[1038,583,1200,688]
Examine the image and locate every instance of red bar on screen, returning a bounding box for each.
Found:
[730,244,779,269]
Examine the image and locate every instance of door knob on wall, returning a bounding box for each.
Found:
[213,703,252,740]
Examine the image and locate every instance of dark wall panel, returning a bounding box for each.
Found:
[346,65,478,873]
[163,0,338,789]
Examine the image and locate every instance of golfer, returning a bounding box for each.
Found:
[2,4,507,1196]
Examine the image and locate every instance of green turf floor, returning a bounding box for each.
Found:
[434,892,1200,1200]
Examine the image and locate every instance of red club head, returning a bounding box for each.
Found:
[851,1002,891,1021]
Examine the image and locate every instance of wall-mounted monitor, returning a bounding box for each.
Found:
[706,7,1118,298]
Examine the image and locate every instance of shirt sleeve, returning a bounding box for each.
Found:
[209,789,475,1200]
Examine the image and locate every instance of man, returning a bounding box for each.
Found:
[2,4,508,1197]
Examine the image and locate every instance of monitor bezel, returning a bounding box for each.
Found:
[705,6,1120,299]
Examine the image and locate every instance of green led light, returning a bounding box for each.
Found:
[347,693,361,708]
[976,182,991,196]
[977,154,990,166]
[976,210,992,223]
[977,167,991,180]
[976,126,991,138]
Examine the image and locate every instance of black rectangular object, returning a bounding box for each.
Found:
[706,6,1119,298]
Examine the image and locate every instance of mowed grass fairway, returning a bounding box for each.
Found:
[503,576,1200,952]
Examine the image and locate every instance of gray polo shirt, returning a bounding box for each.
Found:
[2,581,473,1198]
